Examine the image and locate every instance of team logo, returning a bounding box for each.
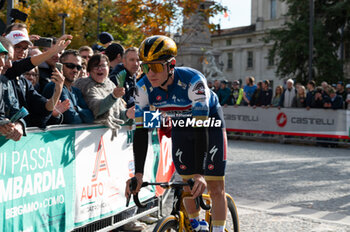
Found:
[156,95,162,101]
[193,82,205,95]
[180,164,187,170]
[208,164,214,170]
[143,109,161,128]
[276,112,287,127]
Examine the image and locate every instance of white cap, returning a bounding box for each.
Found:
[346,83,350,88]
[5,30,33,46]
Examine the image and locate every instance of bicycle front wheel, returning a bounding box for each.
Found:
[153,215,179,232]
[225,193,239,232]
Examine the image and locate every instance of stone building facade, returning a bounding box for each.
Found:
[211,0,289,88]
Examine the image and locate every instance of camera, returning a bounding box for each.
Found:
[34,37,53,48]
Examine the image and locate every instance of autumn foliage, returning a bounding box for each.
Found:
[2,0,224,49]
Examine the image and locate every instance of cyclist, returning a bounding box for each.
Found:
[125,35,227,232]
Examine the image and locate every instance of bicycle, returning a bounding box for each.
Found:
[127,177,239,232]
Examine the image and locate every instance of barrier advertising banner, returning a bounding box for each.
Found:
[74,127,162,226]
[0,130,75,232]
[224,107,350,138]
[0,125,175,231]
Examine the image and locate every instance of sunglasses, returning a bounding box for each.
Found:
[62,63,82,71]
[140,61,168,74]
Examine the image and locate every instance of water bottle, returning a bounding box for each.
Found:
[190,219,209,232]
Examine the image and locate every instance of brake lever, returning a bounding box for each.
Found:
[126,177,138,207]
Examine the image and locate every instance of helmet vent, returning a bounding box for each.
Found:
[153,40,164,55]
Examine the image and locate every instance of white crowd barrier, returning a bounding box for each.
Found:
[223,107,350,139]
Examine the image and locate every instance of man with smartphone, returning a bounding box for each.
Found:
[42,50,94,124]
[0,34,71,128]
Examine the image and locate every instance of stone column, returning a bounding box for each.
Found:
[176,0,214,73]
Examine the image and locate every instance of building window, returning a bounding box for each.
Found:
[270,0,277,19]
[226,39,232,46]
[268,50,275,66]
[247,38,252,43]
[247,51,253,68]
[227,52,233,70]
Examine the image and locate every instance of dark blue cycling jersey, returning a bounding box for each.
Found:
[135,67,221,127]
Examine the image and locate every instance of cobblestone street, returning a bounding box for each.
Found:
[147,139,350,231]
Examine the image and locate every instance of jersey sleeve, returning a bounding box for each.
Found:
[135,81,150,128]
[188,74,211,121]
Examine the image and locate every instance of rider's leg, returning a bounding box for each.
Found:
[206,178,227,230]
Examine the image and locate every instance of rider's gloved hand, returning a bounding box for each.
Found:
[125,173,143,198]
[191,174,207,198]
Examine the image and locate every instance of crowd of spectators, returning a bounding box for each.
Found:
[211,76,350,110]
[0,22,137,145]
[1,22,350,145]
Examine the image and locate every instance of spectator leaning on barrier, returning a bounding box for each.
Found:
[292,85,306,108]
[242,76,257,106]
[279,79,296,108]
[260,80,272,108]
[216,79,231,106]
[110,47,139,109]
[1,35,72,128]
[271,85,283,107]
[0,42,25,141]
[230,80,243,106]
[310,87,325,108]
[250,81,262,107]
[74,54,135,131]
[306,80,316,110]
[42,50,94,125]
[336,81,347,104]
[213,79,220,93]
[345,84,350,110]
[324,87,343,110]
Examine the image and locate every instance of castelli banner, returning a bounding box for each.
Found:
[223,107,350,139]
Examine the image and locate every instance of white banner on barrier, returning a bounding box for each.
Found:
[223,107,349,138]
[74,127,156,226]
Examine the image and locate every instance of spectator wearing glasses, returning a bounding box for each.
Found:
[0,41,25,141]
[0,35,71,128]
[23,67,39,87]
[42,50,94,124]
[75,54,135,130]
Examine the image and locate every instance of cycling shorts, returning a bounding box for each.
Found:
[171,111,227,181]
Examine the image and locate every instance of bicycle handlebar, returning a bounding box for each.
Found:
[126,177,211,210]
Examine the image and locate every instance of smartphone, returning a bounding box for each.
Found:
[55,62,63,73]
[33,37,53,48]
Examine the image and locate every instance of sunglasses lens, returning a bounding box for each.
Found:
[76,65,82,71]
[149,63,164,73]
[141,63,149,74]
[65,63,82,70]
[141,63,165,74]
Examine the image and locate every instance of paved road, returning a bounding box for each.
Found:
[145,140,350,231]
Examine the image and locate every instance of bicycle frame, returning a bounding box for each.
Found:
[171,189,213,232]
